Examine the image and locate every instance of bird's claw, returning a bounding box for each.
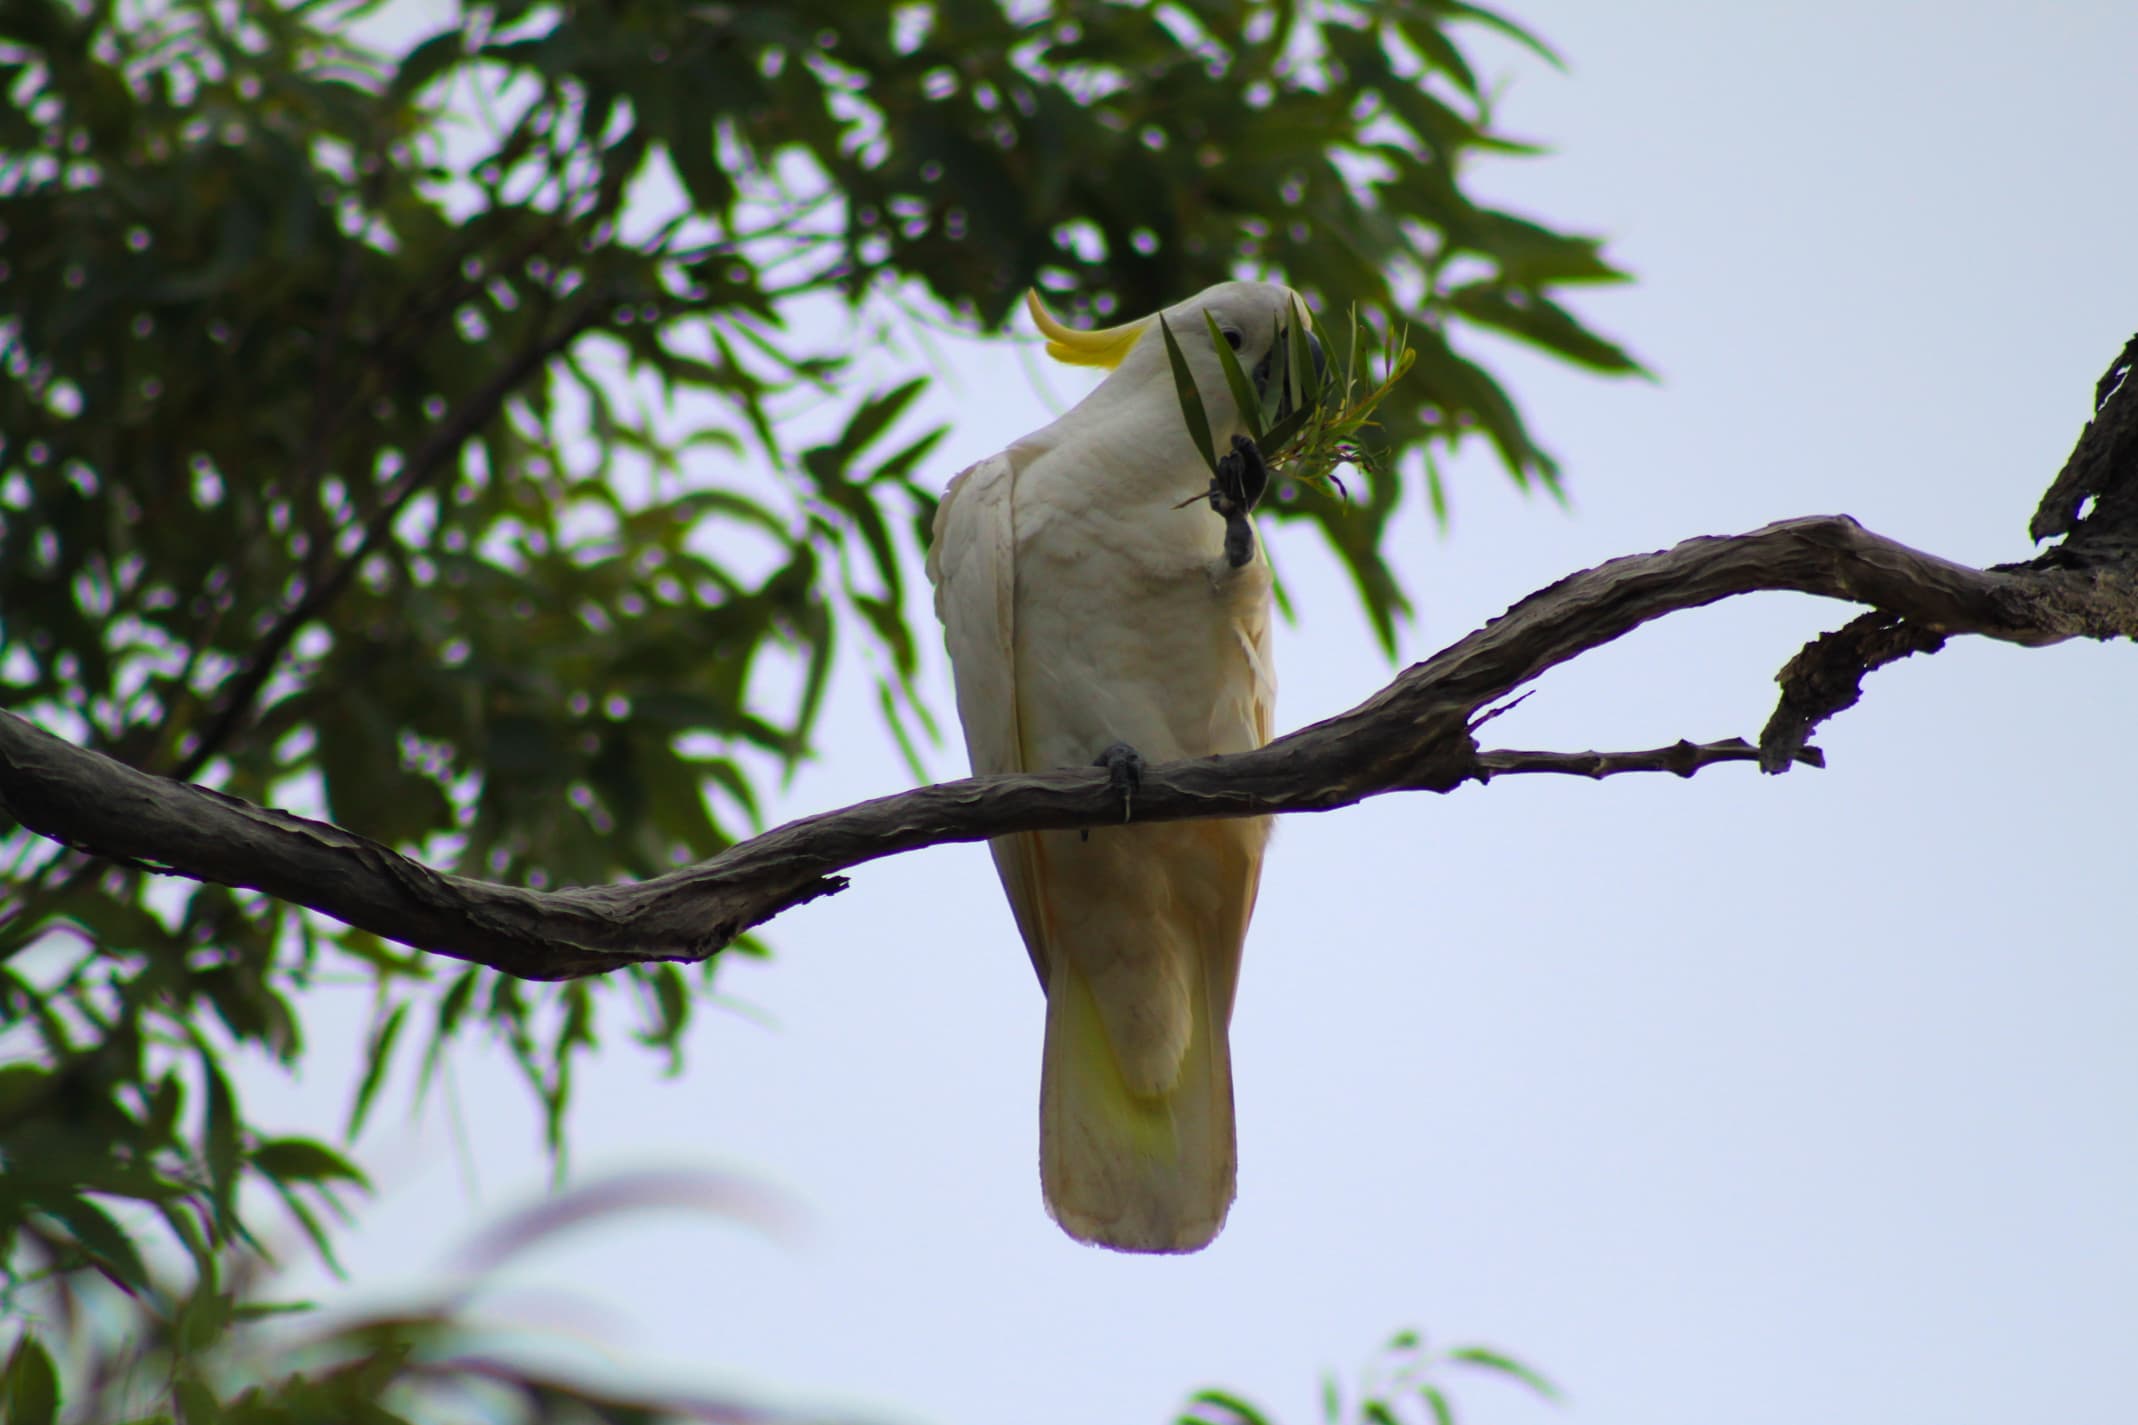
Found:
[1215,433,1271,512]
[1093,741,1145,824]
[1207,434,1268,569]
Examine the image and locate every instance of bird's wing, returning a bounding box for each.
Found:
[928,448,1050,981]
[928,449,1019,772]
[1204,566,1276,1026]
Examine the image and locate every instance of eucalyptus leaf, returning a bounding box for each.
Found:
[346,1002,409,1141]
[2,1336,58,1425]
[1446,1345,1561,1399]
[197,1049,240,1233]
[1207,310,1268,440]
[1161,314,1222,477]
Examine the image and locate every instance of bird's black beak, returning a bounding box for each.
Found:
[1251,326,1327,421]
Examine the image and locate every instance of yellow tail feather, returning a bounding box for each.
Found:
[1038,947,1236,1253]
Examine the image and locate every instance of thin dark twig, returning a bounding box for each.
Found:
[1476,738,1823,781]
[1467,690,1534,732]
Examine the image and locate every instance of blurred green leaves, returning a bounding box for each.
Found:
[4,1169,809,1425]
[3,1335,58,1425]
[1179,1328,1559,1425]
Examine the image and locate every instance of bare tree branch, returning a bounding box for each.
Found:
[5,511,2134,982]
[1478,739,1824,780]
[1762,334,2138,767]
[2032,331,2138,544]
[1759,613,1946,772]
[0,299,617,947]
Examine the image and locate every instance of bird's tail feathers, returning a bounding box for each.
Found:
[1038,948,1236,1253]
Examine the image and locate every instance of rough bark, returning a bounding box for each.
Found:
[1762,331,2138,767]
[4,349,2136,982]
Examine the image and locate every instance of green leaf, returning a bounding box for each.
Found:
[40,1194,155,1294]
[1444,284,1642,372]
[418,967,481,1105]
[388,28,463,101]
[1465,211,1630,287]
[1424,448,1450,529]
[53,885,175,951]
[1286,308,1315,423]
[668,79,735,218]
[266,1171,347,1277]
[173,1374,223,1423]
[144,1070,186,1146]
[1181,1389,1274,1425]
[0,1062,51,1121]
[1442,0,1563,68]
[176,1287,234,1353]
[347,1001,409,1141]
[1396,15,1481,96]
[853,590,917,676]
[674,486,791,540]
[1422,1384,1455,1425]
[697,756,763,828]
[1258,396,1317,459]
[230,1297,319,1321]
[198,1047,240,1234]
[634,963,691,1064]
[835,378,929,464]
[827,480,906,603]
[2,1334,58,1425]
[1159,314,1220,476]
[868,425,948,485]
[1446,1346,1559,1400]
[1205,310,1266,439]
[252,1137,370,1189]
[874,677,929,785]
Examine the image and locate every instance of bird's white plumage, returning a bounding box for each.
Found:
[928,281,1298,1252]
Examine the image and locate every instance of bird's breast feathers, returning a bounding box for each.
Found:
[1007,446,1271,771]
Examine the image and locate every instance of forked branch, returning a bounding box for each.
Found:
[6,337,2135,978]
[5,506,2133,981]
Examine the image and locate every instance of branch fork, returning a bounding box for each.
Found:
[6,504,2134,980]
[6,330,2136,981]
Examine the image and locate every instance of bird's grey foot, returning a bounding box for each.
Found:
[1093,741,1145,823]
[1207,434,1268,568]
[1218,432,1271,511]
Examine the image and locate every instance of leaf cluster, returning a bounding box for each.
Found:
[1181,1329,1558,1425]
[1,1169,823,1425]
[1163,302,1416,496]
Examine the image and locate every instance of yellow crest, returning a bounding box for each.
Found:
[1024,288,1153,369]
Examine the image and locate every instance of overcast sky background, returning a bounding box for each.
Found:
[242,4,2138,1423]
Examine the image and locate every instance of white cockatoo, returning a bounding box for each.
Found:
[926,281,1316,1253]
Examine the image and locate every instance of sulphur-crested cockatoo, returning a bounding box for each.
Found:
[926,280,1315,1253]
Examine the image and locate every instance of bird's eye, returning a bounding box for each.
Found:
[1221,328,1243,351]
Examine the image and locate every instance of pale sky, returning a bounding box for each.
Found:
[241,4,2138,1423]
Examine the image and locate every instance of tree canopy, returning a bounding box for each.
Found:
[0,1,1639,1419]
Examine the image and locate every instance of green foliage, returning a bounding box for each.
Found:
[5,1170,816,1425]
[1179,1329,1559,1425]
[1178,301,1417,497]
[0,0,1633,1418]
[1164,299,1428,652]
